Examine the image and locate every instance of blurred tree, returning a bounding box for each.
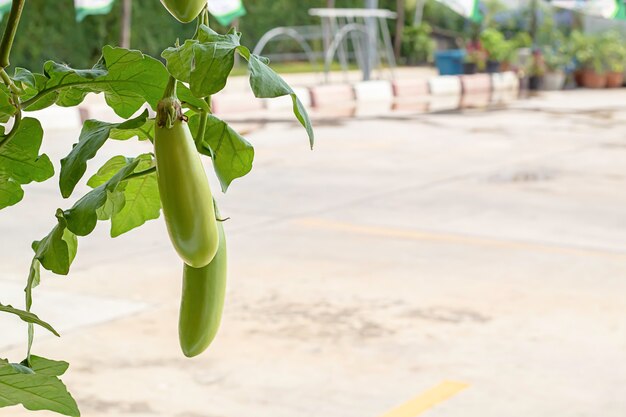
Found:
[3,0,404,71]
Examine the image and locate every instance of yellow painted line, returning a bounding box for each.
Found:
[295,217,626,260]
[379,381,469,417]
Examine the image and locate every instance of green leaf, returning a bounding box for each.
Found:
[0,361,80,416]
[178,83,210,113]
[95,189,125,221]
[162,25,241,97]
[25,259,41,311]
[88,154,161,237]
[8,363,34,375]
[32,210,78,276]
[64,157,140,236]
[0,83,15,123]
[189,42,237,97]
[0,179,23,209]
[28,356,69,377]
[189,114,254,192]
[59,110,149,198]
[245,54,314,147]
[0,304,59,337]
[86,155,133,188]
[161,39,197,83]
[110,118,154,142]
[13,69,56,112]
[0,118,54,210]
[22,46,169,118]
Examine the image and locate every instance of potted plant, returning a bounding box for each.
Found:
[541,37,571,90]
[527,49,546,90]
[463,40,487,74]
[571,31,607,88]
[509,32,532,71]
[480,28,515,73]
[600,31,626,88]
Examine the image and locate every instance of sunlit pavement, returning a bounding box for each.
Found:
[1,88,625,417]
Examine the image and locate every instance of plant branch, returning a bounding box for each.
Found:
[0,0,25,69]
[194,96,212,147]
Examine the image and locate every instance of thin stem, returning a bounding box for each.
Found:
[192,8,208,39]
[0,109,22,149]
[0,68,19,96]
[194,96,212,147]
[124,166,156,181]
[195,109,207,146]
[162,75,177,100]
[202,7,209,26]
[0,0,25,69]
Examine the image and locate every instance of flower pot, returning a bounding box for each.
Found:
[606,72,624,88]
[486,60,501,73]
[542,71,565,91]
[463,62,477,74]
[580,69,607,88]
[528,75,543,90]
[435,49,465,75]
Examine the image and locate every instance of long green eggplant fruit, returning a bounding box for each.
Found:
[179,212,227,357]
[160,0,206,23]
[154,97,219,268]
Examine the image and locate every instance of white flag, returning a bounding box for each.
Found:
[208,0,246,26]
[552,0,626,19]
[74,0,115,22]
[434,0,482,22]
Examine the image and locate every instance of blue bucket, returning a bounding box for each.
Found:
[435,50,466,75]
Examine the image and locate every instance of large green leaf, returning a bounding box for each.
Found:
[189,114,254,192]
[0,179,23,209]
[21,46,169,118]
[88,154,161,237]
[0,360,79,416]
[64,157,140,236]
[162,26,241,97]
[0,118,54,209]
[0,304,59,336]
[32,210,78,276]
[245,54,314,148]
[28,356,69,377]
[59,110,149,198]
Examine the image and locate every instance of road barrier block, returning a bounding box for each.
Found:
[264,87,312,110]
[353,80,394,103]
[212,92,264,115]
[428,76,462,96]
[310,84,355,108]
[491,72,520,91]
[460,74,492,94]
[428,95,461,113]
[460,92,491,109]
[392,78,429,98]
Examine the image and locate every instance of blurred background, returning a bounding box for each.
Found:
[1,0,625,416]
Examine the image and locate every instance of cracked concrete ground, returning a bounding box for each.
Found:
[1,89,625,417]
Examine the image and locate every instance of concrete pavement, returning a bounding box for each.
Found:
[1,89,625,417]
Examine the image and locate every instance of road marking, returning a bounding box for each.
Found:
[379,381,469,417]
[295,217,626,260]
